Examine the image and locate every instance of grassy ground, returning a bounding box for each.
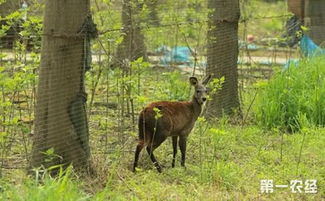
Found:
[0,59,324,201]
[1,122,324,200]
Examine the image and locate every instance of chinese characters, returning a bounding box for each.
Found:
[260,179,317,194]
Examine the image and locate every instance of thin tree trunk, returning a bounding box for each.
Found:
[30,0,91,173]
[206,0,240,118]
[146,0,160,26]
[115,0,147,65]
[0,0,20,17]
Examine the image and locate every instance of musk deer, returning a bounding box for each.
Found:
[133,75,211,172]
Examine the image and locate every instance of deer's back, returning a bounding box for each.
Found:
[139,101,196,138]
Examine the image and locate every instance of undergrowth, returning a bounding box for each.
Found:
[255,57,325,132]
[1,123,324,200]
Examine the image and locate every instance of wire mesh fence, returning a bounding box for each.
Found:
[0,0,324,176]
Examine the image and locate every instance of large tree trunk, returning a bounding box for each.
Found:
[31,0,91,172]
[115,0,147,66]
[206,0,240,118]
[304,0,325,45]
[288,0,305,20]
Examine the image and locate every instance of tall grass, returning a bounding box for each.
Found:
[0,167,89,201]
[255,57,325,132]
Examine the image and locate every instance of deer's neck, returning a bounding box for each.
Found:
[191,95,203,120]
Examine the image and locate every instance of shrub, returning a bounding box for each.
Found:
[0,167,88,201]
[255,57,325,132]
[155,71,190,101]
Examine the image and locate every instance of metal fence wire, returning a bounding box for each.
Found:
[0,0,324,175]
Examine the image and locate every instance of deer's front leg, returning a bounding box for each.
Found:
[179,136,187,167]
[172,136,178,167]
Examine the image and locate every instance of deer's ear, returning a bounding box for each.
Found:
[189,77,198,86]
[202,74,212,85]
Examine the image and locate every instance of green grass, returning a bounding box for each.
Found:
[255,57,325,132]
[0,167,89,201]
[1,57,324,200]
[1,124,324,200]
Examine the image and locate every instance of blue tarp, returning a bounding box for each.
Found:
[155,45,170,55]
[300,35,325,57]
[157,36,325,69]
[239,40,261,51]
[159,46,192,65]
[285,35,325,69]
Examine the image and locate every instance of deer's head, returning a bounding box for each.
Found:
[189,75,212,105]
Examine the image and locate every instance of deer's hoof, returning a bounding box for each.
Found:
[156,166,163,173]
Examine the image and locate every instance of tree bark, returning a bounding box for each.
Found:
[31,0,91,172]
[146,0,160,26]
[288,0,305,20]
[115,0,147,66]
[304,0,325,45]
[206,0,240,118]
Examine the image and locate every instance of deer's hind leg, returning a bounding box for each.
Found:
[133,140,145,172]
[146,132,167,173]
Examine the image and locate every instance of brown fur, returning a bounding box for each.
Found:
[142,101,197,136]
[133,76,211,173]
